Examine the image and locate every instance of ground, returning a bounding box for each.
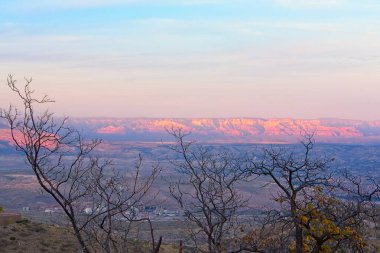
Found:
[0,220,188,253]
[0,221,79,253]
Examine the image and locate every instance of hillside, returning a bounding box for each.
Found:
[0,221,188,253]
[0,222,79,253]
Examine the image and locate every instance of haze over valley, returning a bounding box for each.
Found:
[1,117,380,210]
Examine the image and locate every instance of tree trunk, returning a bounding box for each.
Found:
[295,224,303,253]
[208,236,213,253]
[153,236,163,253]
[72,225,91,253]
[291,199,303,253]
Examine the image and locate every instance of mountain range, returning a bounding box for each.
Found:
[2,117,380,144]
[26,117,380,143]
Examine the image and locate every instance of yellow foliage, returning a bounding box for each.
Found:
[288,241,296,253]
[295,187,366,252]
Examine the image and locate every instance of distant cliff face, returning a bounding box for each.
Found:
[2,118,380,144]
[65,118,380,143]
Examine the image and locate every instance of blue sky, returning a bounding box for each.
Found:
[0,0,379,119]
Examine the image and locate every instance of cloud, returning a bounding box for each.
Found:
[35,35,93,42]
[0,0,230,12]
[274,0,346,9]
[273,0,380,10]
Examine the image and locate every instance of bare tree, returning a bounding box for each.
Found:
[249,135,332,253]
[168,129,249,253]
[249,135,380,253]
[0,75,161,253]
[77,155,162,253]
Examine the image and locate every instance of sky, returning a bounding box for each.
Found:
[0,0,379,120]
